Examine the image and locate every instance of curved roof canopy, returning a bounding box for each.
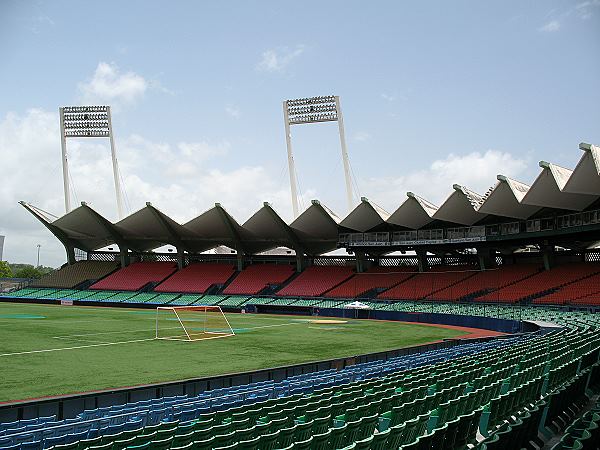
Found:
[521,161,597,211]
[432,185,488,225]
[478,176,540,219]
[22,141,600,255]
[387,192,438,229]
[339,197,390,232]
[563,143,600,196]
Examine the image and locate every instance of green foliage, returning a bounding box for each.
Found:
[0,261,12,278]
[8,264,53,279]
[13,266,44,279]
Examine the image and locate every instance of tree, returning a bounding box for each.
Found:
[0,261,11,278]
[13,265,44,279]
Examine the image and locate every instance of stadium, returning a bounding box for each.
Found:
[1,131,600,450]
[1,3,600,450]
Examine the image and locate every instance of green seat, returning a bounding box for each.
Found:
[112,436,136,450]
[88,444,116,450]
[171,431,194,448]
[357,413,378,440]
[192,426,213,442]
[371,428,390,450]
[213,430,235,448]
[192,436,215,450]
[124,442,151,450]
[293,436,313,450]
[237,435,260,449]
[77,436,102,450]
[133,431,157,446]
[293,421,313,442]
[277,425,296,448]
[259,430,280,450]
[212,444,237,450]
[311,430,331,450]
[148,437,172,450]
[354,435,373,450]
[234,426,255,443]
[170,443,193,450]
[51,441,80,450]
[388,422,407,447]
[312,415,331,435]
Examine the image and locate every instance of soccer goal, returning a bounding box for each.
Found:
[155,306,235,341]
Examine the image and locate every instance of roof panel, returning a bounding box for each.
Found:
[563,143,600,195]
[387,193,437,229]
[478,176,540,219]
[521,162,597,211]
[432,185,487,225]
[339,197,390,232]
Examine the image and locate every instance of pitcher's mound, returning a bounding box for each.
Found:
[309,319,348,324]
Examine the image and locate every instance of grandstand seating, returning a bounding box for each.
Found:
[89,262,177,291]
[154,263,235,294]
[476,263,600,303]
[3,309,600,450]
[378,266,476,301]
[534,271,600,305]
[324,266,415,298]
[276,265,354,297]
[30,261,119,289]
[428,264,541,302]
[223,264,294,295]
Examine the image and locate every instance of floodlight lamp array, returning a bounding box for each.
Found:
[65,130,110,137]
[286,95,336,107]
[62,106,109,113]
[63,113,109,121]
[289,113,338,124]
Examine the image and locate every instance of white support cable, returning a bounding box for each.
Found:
[68,170,79,207]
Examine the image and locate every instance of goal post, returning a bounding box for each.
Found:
[155,305,235,341]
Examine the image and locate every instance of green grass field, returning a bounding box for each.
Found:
[0,302,465,402]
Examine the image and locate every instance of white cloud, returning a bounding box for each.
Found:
[539,20,561,32]
[361,150,529,210]
[381,93,395,102]
[0,109,299,268]
[225,105,241,118]
[78,62,148,106]
[256,45,305,72]
[353,131,371,142]
[575,0,600,19]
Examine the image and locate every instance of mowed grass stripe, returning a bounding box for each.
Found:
[0,302,464,402]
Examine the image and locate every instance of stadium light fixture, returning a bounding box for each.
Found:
[59,105,124,219]
[283,95,353,218]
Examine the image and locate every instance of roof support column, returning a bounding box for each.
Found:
[416,249,429,273]
[177,248,185,270]
[542,244,556,271]
[120,247,130,268]
[477,248,496,271]
[295,253,306,273]
[354,251,367,273]
[236,253,244,272]
[66,245,76,266]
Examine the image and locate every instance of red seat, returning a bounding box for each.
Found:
[155,263,235,294]
[277,266,354,297]
[90,262,177,291]
[223,264,295,295]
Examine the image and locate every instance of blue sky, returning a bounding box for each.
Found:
[0,0,599,267]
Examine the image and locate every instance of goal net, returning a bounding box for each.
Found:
[155,306,235,341]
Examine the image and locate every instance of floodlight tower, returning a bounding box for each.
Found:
[283,95,353,218]
[59,105,124,219]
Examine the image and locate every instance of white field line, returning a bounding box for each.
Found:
[0,338,157,357]
[52,326,181,339]
[0,322,303,358]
